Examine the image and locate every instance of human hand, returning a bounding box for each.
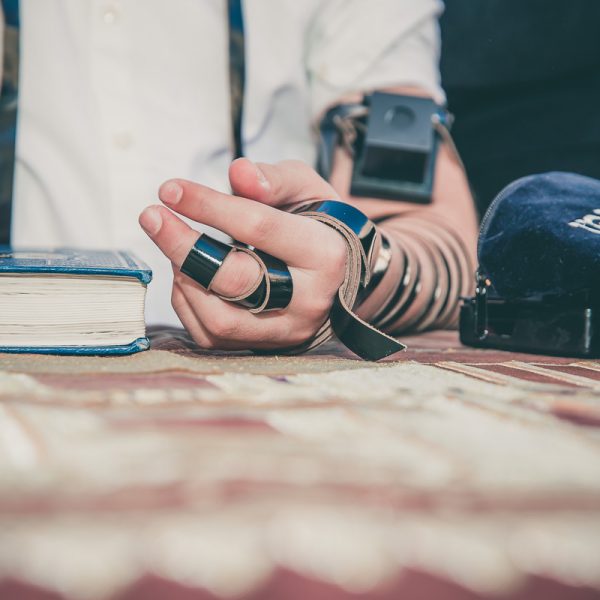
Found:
[139,159,348,350]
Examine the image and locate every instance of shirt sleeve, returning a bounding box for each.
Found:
[305,0,445,120]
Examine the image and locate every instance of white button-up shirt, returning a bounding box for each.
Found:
[8,0,444,325]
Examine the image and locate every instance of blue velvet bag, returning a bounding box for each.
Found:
[460,172,600,356]
[479,171,600,301]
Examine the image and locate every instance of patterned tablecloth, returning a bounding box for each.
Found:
[0,328,599,600]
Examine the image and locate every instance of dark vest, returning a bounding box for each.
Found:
[441,0,600,215]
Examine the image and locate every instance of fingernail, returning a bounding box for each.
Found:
[139,206,162,235]
[255,165,269,190]
[160,180,183,205]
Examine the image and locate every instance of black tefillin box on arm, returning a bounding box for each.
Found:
[318,92,447,204]
[460,172,600,357]
[351,93,442,203]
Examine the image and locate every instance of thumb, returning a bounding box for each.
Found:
[229,158,339,209]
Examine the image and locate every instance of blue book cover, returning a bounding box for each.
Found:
[0,247,152,355]
[0,247,152,283]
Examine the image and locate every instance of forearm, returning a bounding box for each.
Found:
[329,137,478,333]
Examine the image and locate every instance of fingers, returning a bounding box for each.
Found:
[140,196,345,297]
[229,158,339,208]
[139,205,195,268]
[154,180,336,267]
[139,205,262,298]
[211,250,262,300]
[172,280,252,350]
[174,273,308,349]
[171,281,217,348]
[140,161,349,352]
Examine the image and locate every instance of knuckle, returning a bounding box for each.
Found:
[303,294,334,321]
[217,253,260,298]
[289,323,321,347]
[278,159,309,174]
[171,286,185,311]
[173,271,186,286]
[326,237,348,276]
[188,187,207,212]
[249,213,277,245]
[195,335,218,350]
[173,236,200,270]
[206,312,237,339]
[279,311,327,347]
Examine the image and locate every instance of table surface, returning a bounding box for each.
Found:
[1,328,599,600]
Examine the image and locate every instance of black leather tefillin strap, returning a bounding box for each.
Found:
[180,201,406,361]
[292,200,406,361]
[180,235,293,314]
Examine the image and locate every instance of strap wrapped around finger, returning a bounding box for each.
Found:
[218,246,293,313]
[180,234,293,313]
[180,235,233,289]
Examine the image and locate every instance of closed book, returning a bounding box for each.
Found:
[0,247,152,355]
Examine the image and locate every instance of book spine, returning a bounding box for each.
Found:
[0,337,150,355]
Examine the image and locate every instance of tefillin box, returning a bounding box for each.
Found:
[351,92,440,203]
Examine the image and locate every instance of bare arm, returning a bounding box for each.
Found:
[327,88,479,332]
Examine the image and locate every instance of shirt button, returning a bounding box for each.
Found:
[102,4,121,25]
[113,131,133,149]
